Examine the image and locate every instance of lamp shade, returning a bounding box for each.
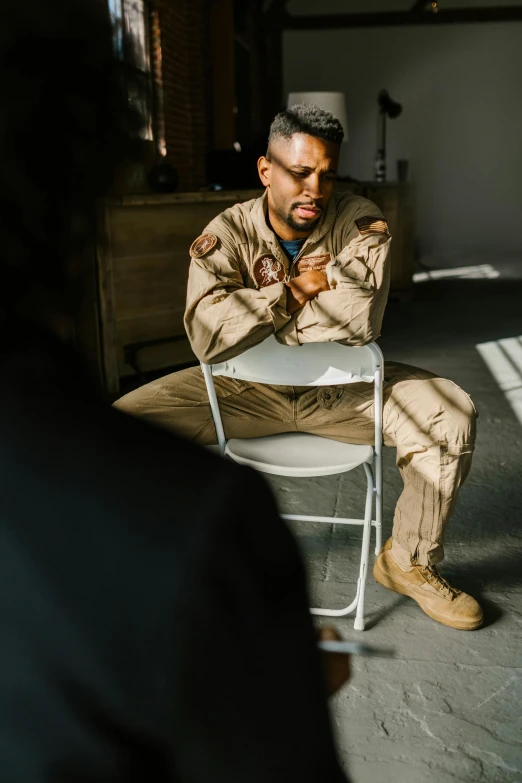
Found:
[287,92,349,141]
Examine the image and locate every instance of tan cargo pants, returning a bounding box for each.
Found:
[114,362,477,566]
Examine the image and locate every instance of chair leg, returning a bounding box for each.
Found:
[354,463,374,631]
[374,453,383,556]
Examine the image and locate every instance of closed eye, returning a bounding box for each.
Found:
[290,170,336,181]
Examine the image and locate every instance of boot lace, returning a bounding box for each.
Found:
[420,565,460,598]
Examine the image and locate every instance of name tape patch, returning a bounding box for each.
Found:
[297,253,331,274]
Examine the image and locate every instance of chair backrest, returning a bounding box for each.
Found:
[209,336,382,386]
[201,336,383,455]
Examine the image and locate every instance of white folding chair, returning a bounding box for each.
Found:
[201,336,383,631]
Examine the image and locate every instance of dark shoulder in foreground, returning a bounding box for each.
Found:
[0,334,316,783]
[0,331,256,550]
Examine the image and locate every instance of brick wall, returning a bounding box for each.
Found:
[152,0,210,191]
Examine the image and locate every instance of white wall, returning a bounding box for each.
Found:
[283,20,522,258]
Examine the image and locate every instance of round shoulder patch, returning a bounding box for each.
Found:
[190,233,218,258]
[253,254,286,287]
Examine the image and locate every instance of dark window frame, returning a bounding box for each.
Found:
[109,0,154,141]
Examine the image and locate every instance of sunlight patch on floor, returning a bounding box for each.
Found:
[476,335,522,426]
[414,264,499,282]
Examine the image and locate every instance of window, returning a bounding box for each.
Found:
[109,0,153,140]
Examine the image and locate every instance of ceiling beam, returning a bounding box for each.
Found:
[284,6,522,29]
[263,0,290,13]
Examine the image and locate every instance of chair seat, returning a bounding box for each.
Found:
[225,432,373,477]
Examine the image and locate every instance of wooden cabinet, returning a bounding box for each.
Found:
[335,181,414,299]
[92,190,262,395]
[83,184,413,396]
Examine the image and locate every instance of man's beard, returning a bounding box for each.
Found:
[285,213,315,232]
[283,204,322,233]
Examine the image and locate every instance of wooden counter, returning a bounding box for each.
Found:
[94,189,262,395]
[335,181,415,301]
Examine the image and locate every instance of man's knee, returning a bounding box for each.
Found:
[433,379,477,451]
[113,367,212,438]
[112,384,152,417]
[392,376,477,452]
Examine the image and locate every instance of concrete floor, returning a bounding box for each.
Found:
[269,256,522,783]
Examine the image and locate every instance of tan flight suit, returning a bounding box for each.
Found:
[115,190,477,566]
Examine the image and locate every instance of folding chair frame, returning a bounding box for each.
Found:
[201,341,383,631]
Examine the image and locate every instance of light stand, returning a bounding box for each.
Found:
[374,89,403,182]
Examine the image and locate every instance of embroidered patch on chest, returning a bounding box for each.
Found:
[190,233,218,258]
[355,216,389,236]
[297,253,331,274]
[253,254,286,287]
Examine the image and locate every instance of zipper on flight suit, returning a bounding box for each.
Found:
[283,236,316,283]
[291,387,298,423]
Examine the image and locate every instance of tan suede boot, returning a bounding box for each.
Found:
[373,539,483,631]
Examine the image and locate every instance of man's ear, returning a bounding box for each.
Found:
[257,156,271,187]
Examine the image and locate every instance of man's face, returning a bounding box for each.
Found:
[258,133,340,239]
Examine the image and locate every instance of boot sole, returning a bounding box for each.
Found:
[373,559,483,631]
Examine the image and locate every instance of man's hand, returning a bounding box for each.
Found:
[284,270,330,315]
[318,626,351,696]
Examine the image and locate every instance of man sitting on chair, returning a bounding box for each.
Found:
[115,104,482,632]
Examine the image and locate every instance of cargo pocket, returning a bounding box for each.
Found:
[317,383,374,423]
[317,386,342,410]
[214,377,255,399]
[439,443,474,523]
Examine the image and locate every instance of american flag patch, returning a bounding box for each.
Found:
[355,216,389,236]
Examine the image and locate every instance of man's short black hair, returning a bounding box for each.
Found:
[268,104,344,151]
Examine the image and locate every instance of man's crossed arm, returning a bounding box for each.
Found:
[184,218,391,365]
